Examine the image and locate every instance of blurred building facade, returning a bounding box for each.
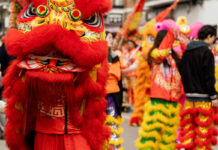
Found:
[104,0,139,33]
[0,0,217,35]
[105,0,218,34]
[0,0,10,37]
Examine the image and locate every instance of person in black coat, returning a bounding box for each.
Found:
[177,25,218,150]
[0,43,15,139]
[0,43,16,76]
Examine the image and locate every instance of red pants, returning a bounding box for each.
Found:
[34,132,91,150]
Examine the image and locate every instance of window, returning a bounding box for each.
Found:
[114,0,124,8]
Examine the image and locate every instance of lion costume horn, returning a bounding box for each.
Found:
[10,0,28,28]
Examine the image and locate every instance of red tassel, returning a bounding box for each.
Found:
[179,132,195,142]
[180,108,196,118]
[180,125,195,136]
[194,137,216,147]
[195,116,214,127]
[195,127,217,138]
[196,107,214,116]
[176,142,194,149]
[129,117,140,126]
[180,118,193,127]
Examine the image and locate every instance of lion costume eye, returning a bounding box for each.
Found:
[22,3,36,19]
[146,35,154,43]
[84,13,101,28]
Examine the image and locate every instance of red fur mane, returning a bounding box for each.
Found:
[4,0,112,150]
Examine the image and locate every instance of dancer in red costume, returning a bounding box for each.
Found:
[3,0,112,150]
[122,40,139,105]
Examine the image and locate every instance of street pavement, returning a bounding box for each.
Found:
[0,112,218,150]
[121,112,139,150]
[0,140,7,150]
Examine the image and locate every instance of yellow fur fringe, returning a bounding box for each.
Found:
[110,127,124,136]
[136,138,157,149]
[162,133,178,143]
[106,116,124,126]
[130,48,151,122]
[109,138,123,146]
[136,100,180,149]
[138,128,162,141]
[142,112,180,126]
[142,101,180,126]
[141,122,178,134]
[215,66,218,92]
[159,143,175,150]
[144,101,181,117]
[130,22,157,124]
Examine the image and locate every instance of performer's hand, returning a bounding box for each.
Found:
[212,99,218,107]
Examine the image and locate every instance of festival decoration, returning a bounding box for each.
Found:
[4,0,112,150]
[117,0,146,40]
[129,0,181,127]
[136,29,183,150]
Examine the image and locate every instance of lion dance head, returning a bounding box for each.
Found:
[3,0,112,150]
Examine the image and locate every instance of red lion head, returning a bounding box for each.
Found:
[3,0,112,150]
[6,0,111,81]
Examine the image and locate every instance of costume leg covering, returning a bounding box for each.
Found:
[194,102,218,150]
[177,100,196,149]
[159,102,180,150]
[105,96,124,150]
[136,99,180,150]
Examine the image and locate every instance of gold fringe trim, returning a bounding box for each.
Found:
[159,143,175,150]
[118,147,124,150]
[140,102,180,127]
[106,116,124,126]
[140,121,178,133]
[162,133,178,143]
[136,100,180,149]
[141,101,180,126]
[142,113,180,126]
[110,127,124,136]
[109,138,123,146]
[136,138,157,149]
[194,101,211,109]
[138,128,162,141]
[144,101,181,117]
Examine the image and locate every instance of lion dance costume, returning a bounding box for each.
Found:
[105,50,124,150]
[176,23,218,150]
[3,0,112,150]
[129,0,180,126]
[136,29,184,150]
[128,19,156,126]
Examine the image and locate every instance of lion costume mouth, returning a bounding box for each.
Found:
[5,25,108,83]
[18,54,86,73]
[5,25,108,69]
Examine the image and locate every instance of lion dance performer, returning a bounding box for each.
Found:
[128,20,156,126]
[105,33,124,150]
[129,0,181,126]
[136,29,184,150]
[177,25,218,150]
[3,0,112,150]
